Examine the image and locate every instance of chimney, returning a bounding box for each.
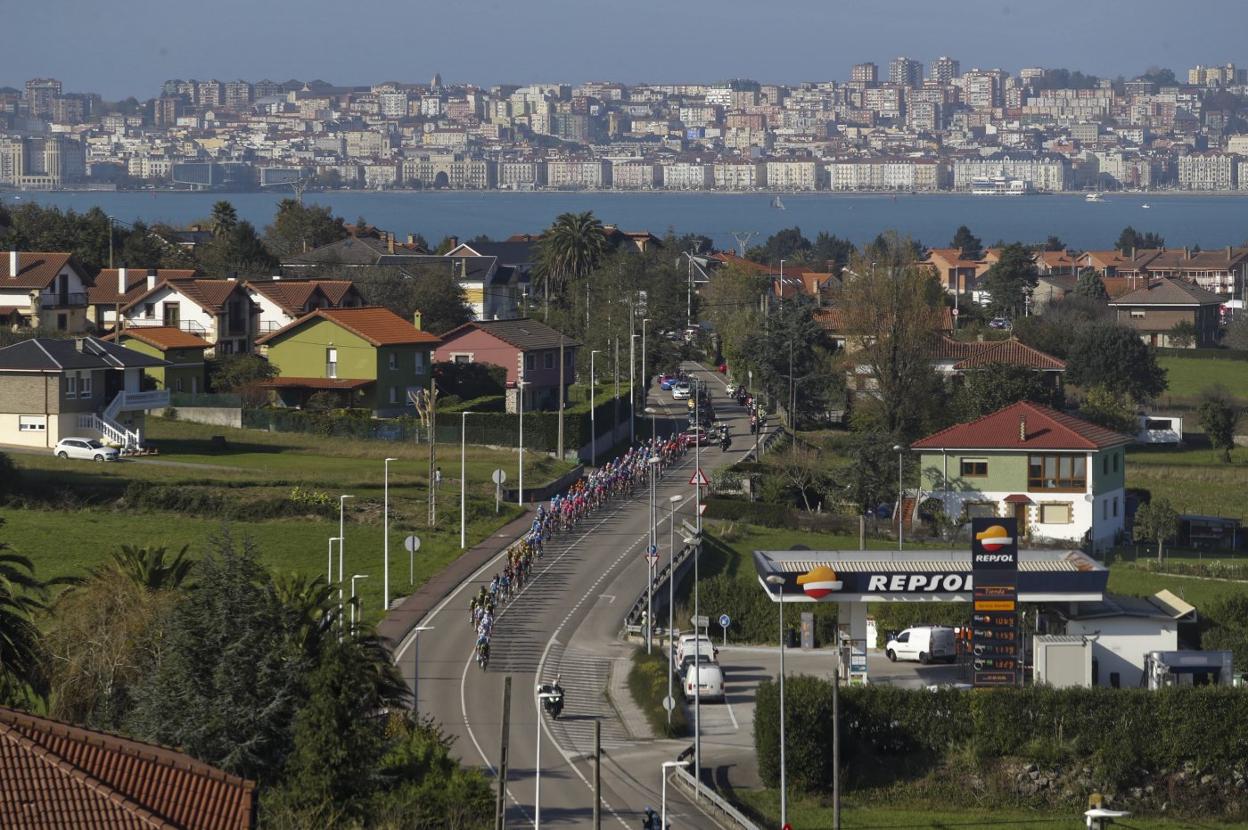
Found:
[117,267,127,293]
[74,337,86,353]
[449,235,459,249]
[1019,414,1027,442]
[227,270,237,283]
[1183,247,1190,260]
[8,251,16,277]
[413,310,422,330]
[407,234,417,246]
[272,274,282,281]
[146,272,156,291]
[1227,245,1232,260]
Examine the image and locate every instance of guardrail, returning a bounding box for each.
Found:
[669,765,760,830]
[623,536,698,639]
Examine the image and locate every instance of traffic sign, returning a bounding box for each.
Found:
[491,468,507,485]
[698,504,707,516]
[719,614,731,629]
[662,695,676,712]
[689,468,710,487]
[952,307,960,316]
[404,535,421,553]
[691,614,709,628]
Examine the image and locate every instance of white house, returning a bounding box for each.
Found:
[0,250,93,333]
[120,276,256,355]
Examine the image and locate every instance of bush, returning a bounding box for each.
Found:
[702,497,795,528]
[627,648,688,738]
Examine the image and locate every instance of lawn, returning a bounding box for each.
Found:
[735,789,1247,829]
[1156,355,1248,406]
[1126,443,1248,523]
[1107,564,1248,609]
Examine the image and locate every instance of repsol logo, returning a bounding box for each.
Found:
[975,553,1014,564]
[865,574,973,593]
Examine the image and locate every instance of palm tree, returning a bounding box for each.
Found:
[272,572,338,657]
[100,545,194,591]
[535,211,608,320]
[0,546,51,704]
[210,200,238,238]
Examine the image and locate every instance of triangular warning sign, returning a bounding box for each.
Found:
[689,468,710,487]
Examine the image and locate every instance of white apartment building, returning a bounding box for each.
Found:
[765,159,821,190]
[713,161,764,190]
[661,162,713,190]
[545,159,610,189]
[499,160,544,189]
[610,161,659,189]
[953,154,1069,192]
[1178,152,1237,190]
[826,158,944,191]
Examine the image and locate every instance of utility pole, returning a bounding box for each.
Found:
[557,336,565,460]
[495,676,512,830]
[593,719,602,830]
[833,653,841,830]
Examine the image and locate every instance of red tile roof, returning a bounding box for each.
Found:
[911,401,1131,451]
[246,279,357,317]
[89,270,197,306]
[1109,277,1226,307]
[255,306,440,347]
[0,706,255,830]
[107,326,212,351]
[709,252,773,274]
[122,279,246,314]
[931,337,1066,371]
[0,252,77,290]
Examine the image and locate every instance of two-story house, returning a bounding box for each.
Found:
[120,277,256,356]
[433,318,578,413]
[0,251,93,333]
[105,327,211,394]
[911,400,1132,550]
[254,306,440,417]
[1107,277,1225,348]
[87,268,197,333]
[246,277,365,338]
[0,336,170,451]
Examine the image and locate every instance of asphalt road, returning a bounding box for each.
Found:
[396,363,755,829]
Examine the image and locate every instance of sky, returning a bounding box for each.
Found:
[3,0,1245,99]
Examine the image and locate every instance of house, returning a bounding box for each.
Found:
[280,232,424,269]
[1107,277,1225,348]
[929,336,1066,388]
[1115,246,1248,298]
[0,705,255,829]
[1035,249,1078,276]
[255,306,439,416]
[1033,274,1078,311]
[87,267,197,333]
[1057,590,1197,688]
[922,248,984,297]
[1077,250,1132,276]
[0,250,93,333]
[105,326,211,394]
[120,276,257,356]
[380,255,524,321]
[0,336,171,450]
[815,305,955,353]
[911,400,1132,549]
[246,276,364,337]
[434,318,578,413]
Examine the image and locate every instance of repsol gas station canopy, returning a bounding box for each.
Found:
[753,548,1108,604]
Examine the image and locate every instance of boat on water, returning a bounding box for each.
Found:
[1142,203,1152,209]
[771,195,785,210]
[1085,192,1105,203]
[970,170,1032,195]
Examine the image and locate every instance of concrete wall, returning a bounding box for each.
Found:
[169,406,242,429]
[1065,616,1177,688]
[0,412,61,448]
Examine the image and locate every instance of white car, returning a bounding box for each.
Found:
[885,625,957,664]
[672,383,691,400]
[684,663,725,702]
[675,634,718,665]
[54,437,120,462]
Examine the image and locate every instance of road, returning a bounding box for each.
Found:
[397,363,756,828]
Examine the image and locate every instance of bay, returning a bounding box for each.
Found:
[7,190,1248,253]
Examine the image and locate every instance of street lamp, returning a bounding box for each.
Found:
[664,493,682,726]
[765,574,788,829]
[534,687,562,829]
[383,457,397,611]
[338,495,354,628]
[661,759,692,830]
[641,317,650,409]
[779,258,785,306]
[327,537,340,624]
[630,333,640,444]
[517,379,527,505]
[461,411,477,549]
[590,349,602,467]
[350,573,368,631]
[892,444,904,551]
[644,405,657,442]
[409,625,435,716]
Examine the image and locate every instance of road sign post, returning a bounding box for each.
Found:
[491,469,506,514]
[719,613,731,646]
[403,535,421,585]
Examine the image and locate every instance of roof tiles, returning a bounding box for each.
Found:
[911,400,1130,451]
[0,252,76,290]
[255,306,439,347]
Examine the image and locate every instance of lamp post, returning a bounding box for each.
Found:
[517,379,527,505]
[350,573,368,631]
[461,411,476,549]
[383,457,397,611]
[327,535,340,599]
[779,258,785,306]
[590,349,602,467]
[534,688,561,829]
[641,318,650,409]
[646,455,659,654]
[409,625,434,716]
[892,444,904,551]
[661,759,692,830]
[765,574,788,828]
[644,406,657,442]
[665,493,682,727]
[338,495,354,630]
[630,333,639,443]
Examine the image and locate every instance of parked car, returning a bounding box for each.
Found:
[675,650,715,676]
[672,383,691,400]
[676,634,719,665]
[684,663,725,702]
[988,317,1011,330]
[659,374,678,391]
[54,438,120,462]
[884,625,957,664]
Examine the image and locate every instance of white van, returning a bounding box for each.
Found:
[684,663,725,702]
[885,626,956,664]
[675,635,718,665]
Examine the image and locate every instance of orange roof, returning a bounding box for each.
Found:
[122,278,247,314]
[912,401,1130,451]
[0,705,255,830]
[246,279,357,317]
[709,252,773,274]
[924,248,983,269]
[107,326,212,351]
[0,252,76,289]
[89,269,197,305]
[931,336,1066,371]
[255,306,440,347]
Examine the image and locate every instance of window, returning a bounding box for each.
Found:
[143,303,155,319]
[65,374,77,399]
[1028,454,1086,491]
[389,386,399,404]
[18,415,45,432]
[414,351,426,374]
[1130,309,1146,318]
[451,353,472,364]
[1113,496,1119,518]
[1112,452,1119,473]
[326,347,338,379]
[525,353,536,372]
[544,351,555,369]
[175,377,184,392]
[1040,503,1072,524]
[56,313,67,331]
[1102,455,1109,475]
[566,350,574,366]
[960,458,988,477]
[964,502,997,519]
[388,352,398,370]
[1103,499,1109,520]
[896,631,910,643]
[79,372,92,398]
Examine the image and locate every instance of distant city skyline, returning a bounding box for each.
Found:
[5,0,1245,99]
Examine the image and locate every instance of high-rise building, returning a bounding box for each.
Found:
[25,78,62,119]
[929,56,960,85]
[889,57,923,88]
[851,63,878,85]
[223,81,253,110]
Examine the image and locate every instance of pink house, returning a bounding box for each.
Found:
[434,318,579,413]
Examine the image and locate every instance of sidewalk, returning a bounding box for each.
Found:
[377,508,535,648]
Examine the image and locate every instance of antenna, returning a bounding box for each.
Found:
[731,231,757,258]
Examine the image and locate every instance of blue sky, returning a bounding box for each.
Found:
[3,0,1244,98]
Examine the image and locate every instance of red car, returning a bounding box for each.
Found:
[683,427,715,446]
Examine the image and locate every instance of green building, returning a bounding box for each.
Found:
[254,306,440,416]
[106,326,210,394]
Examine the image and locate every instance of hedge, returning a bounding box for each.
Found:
[1155,347,1248,362]
[627,647,688,738]
[702,497,795,528]
[754,680,1248,793]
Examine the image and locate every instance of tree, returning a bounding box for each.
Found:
[742,295,843,428]
[1197,385,1240,463]
[1043,235,1066,252]
[841,432,899,514]
[950,225,982,260]
[210,201,239,238]
[1200,595,1248,673]
[1065,324,1167,402]
[1078,385,1138,432]
[1225,316,1248,351]
[810,232,856,274]
[0,524,52,705]
[534,211,608,311]
[955,363,1060,421]
[1168,319,1197,349]
[351,265,473,334]
[1133,497,1179,563]
[1116,226,1164,253]
[980,243,1038,318]
[263,199,348,258]
[98,544,194,591]
[1073,269,1109,302]
[197,219,277,277]
[700,263,769,374]
[748,227,812,265]
[209,353,277,393]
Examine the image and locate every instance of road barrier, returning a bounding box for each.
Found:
[623,538,698,641]
[669,765,761,830]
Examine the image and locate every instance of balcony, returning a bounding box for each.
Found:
[127,319,209,335]
[40,292,88,309]
[112,389,171,412]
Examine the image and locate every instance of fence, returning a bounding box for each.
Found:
[170,392,242,408]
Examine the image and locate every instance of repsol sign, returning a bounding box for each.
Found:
[858,573,973,593]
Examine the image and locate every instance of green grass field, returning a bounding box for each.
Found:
[735,790,1247,829]
[1126,442,1248,523]
[1156,355,1248,406]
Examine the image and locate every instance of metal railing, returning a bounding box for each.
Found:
[39,292,88,308]
[669,765,760,830]
[126,318,209,334]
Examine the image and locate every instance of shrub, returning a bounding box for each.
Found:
[702,497,795,528]
[627,648,688,738]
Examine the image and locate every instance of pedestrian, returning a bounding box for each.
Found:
[435,467,442,489]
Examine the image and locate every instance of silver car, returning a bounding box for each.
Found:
[54,438,120,462]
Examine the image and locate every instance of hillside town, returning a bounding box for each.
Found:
[7,59,1248,192]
